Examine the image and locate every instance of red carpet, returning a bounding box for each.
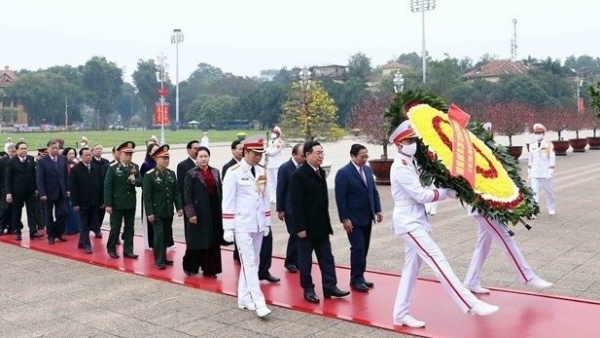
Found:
[2,231,599,338]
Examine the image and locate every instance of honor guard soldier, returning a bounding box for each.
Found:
[104,141,142,259]
[221,135,272,318]
[528,123,556,215]
[389,121,499,328]
[143,145,183,269]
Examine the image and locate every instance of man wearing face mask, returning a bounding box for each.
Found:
[389,121,499,329]
[527,123,556,215]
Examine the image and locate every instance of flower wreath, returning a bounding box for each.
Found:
[385,89,539,226]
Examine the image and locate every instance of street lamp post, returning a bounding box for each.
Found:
[298,67,312,140]
[393,71,405,93]
[156,53,168,144]
[410,0,436,84]
[171,29,184,128]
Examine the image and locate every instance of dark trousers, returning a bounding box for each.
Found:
[43,197,67,240]
[284,214,298,267]
[107,208,135,254]
[297,236,337,293]
[0,200,13,232]
[78,206,98,250]
[347,224,372,285]
[95,206,105,233]
[11,194,37,235]
[33,196,45,230]
[258,230,273,278]
[152,217,173,265]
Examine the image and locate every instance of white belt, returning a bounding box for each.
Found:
[395,199,417,207]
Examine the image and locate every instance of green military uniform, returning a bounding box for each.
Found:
[104,141,142,258]
[142,144,182,268]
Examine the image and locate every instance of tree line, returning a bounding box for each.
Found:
[3,52,600,131]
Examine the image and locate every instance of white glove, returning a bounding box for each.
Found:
[223,230,234,243]
[263,227,270,237]
[547,169,554,178]
[447,189,458,199]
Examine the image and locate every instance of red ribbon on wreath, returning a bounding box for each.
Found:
[447,104,476,187]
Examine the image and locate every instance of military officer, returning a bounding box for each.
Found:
[104,141,142,259]
[528,123,556,215]
[222,135,272,318]
[143,145,183,269]
[389,121,499,328]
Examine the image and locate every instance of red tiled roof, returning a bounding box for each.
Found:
[461,60,530,80]
[0,66,17,88]
[382,61,410,69]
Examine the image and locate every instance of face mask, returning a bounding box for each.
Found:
[402,143,417,156]
[535,134,544,142]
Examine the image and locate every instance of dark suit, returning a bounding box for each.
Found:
[0,156,13,232]
[291,163,337,293]
[276,158,300,267]
[92,156,110,234]
[222,158,242,261]
[221,158,238,179]
[177,157,197,248]
[5,155,38,235]
[70,161,103,250]
[334,162,382,285]
[37,154,69,240]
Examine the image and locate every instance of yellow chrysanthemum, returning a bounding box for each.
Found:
[408,104,519,203]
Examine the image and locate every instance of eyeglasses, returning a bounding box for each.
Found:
[311,151,325,157]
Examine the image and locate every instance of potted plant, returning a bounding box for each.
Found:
[565,109,588,152]
[347,93,394,185]
[236,132,246,141]
[540,109,570,156]
[584,110,600,149]
[588,82,600,149]
[482,102,535,161]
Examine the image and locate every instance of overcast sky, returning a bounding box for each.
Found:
[3,0,599,82]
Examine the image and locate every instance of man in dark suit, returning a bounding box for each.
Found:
[0,145,16,234]
[37,139,70,244]
[276,142,305,273]
[91,143,110,238]
[70,147,104,253]
[291,141,349,303]
[177,140,199,199]
[5,142,44,241]
[334,144,383,293]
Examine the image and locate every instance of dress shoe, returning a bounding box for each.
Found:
[350,283,369,293]
[48,238,55,245]
[527,276,553,292]
[183,270,192,277]
[57,235,67,242]
[15,234,22,241]
[363,280,374,288]
[30,232,44,239]
[323,287,350,299]
[77,243,84,249]
[304,291,320,303]
[238,301,257,311]
[256,306,271,318]
[468,300,499,316]
[465,284,490,294]
[165,260,174,266]
[394,314,425,328]
[155,264,166,270]
[123,253,138,259]
[259,273,280,283]
[203,273,217,279]
[84,248,93,254]
[284,264,298,273]
[108,252,119,259]
[94,232,103,238]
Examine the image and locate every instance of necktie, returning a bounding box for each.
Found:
[315,168,321,178]
[538,142,541,148]
[52,157,57,163]
[20,157,25,163]
[250,166,256,178]
[86,164,91,172]
[359,167,367,184]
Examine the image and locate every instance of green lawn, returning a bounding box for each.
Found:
[1,129,266,148]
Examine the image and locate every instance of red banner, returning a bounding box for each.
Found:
[578,98,585,113]
[157,88,169,97]
[154,102,170,126]
[448,104,476,188]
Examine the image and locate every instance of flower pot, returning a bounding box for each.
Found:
[569,138,587,153]
[587,137,600,150]
[506,146,523,161]
[236,134,246,141]
[368,159,394,185]
[552,140,570,156]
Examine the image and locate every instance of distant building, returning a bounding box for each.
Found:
[0,66,29,125]
[291,65,348,83]
[461,60,531,83]
[381,61,411,77]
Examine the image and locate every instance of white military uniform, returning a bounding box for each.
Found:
[222,158,271,310]
[266,136,284,203]
[391,152,481,321]
[463,206,536,289]
[528,139,556,213]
